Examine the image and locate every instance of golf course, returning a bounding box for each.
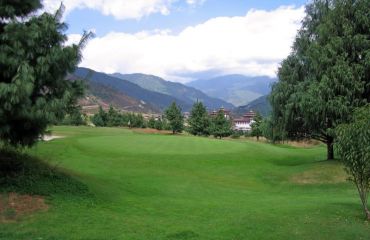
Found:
[1,126,369,240]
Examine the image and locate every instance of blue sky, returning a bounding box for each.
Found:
[44,0,308,82]
[64,0,308,36]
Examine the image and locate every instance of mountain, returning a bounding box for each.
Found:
[85,81,160,113]
[187,75,276,106]
[233,95,271,117]
[111,73,234,110]
[73,67,192,111]
[68,73,160,114]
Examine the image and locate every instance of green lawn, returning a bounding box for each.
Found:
[1,126,369,240]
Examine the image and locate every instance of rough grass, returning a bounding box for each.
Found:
[0,126,369,240]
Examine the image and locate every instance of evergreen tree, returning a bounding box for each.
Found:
[148,117,156,129]
[210,110,232,139]
[61,106,86,126]
[188,101,210,136]
[0,1,92,147]
[106,105,124,127]
[131,113,145,128]
[165,102,184,134]
[251,112,263,141]
[270,0,370,160]
[154,118,163,130]
[91,106,107,127]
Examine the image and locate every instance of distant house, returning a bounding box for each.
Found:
[233,111,256,132]
[209,108,256,132]
[183,112,191,120]
[209,107,231,120]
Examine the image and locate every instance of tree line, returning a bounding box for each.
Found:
[82,102,236,139]
[72,100,261,140]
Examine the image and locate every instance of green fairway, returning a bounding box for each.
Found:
[1,126,369,240]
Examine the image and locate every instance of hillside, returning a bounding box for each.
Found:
[82,81,160,114]
[112,73,234,110]
[74,67,191,111]
[187,75,276,106]
[234,95,271,117]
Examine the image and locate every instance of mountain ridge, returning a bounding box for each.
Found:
[74,67,192,111]
[111,72,234,110]
[187,75,276,106]
[234,95,272,117]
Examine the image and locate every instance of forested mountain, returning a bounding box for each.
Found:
[187,75,276,106]
[112,73,234,110]
[73,68,192,111]
[233,95,271,117]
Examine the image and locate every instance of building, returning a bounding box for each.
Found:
[209,107,231,120]
[233,111,256,132]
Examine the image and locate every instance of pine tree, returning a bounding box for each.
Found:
[270,0,370,160]
[165,102,184,134]
[154,118,163,130]
[0,1,92,147]
[106,105,124,127]
[210,110,232,139]
[251,112,263,141]
[188,101,210,136]
[91,106,107,127]
[148,117,156,129]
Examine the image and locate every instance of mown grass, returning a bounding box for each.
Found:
[0,126,369,240]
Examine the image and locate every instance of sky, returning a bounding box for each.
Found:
[42,0,309,82]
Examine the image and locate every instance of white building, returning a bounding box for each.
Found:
[233,111,256,132]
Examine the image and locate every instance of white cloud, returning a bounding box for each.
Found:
[42,0,205,20]
[65,34,82,46]
[186,0,206,6]
[71,6,305,82]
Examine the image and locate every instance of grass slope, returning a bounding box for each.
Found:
[1,126,369,240]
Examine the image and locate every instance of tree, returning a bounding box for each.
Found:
[188,101,210,136]
[106,105,125,127]
[129,113,145,128]
[91,106,107,127]
[259,117,286,143]
[165,102,184,134]
[210,110,232,139]
[270,0,370,160]
[154,118,163,130]
[147,117,156,129]
[0,1,92,147]
[336,105,370,220]
[251,112,263,141]
[61,106,86,126]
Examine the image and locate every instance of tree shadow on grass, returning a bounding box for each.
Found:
[0,148,91,198]
[272,157,340,167]
[329,201,369,222]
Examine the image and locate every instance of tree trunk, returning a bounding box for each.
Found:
[361,198,370,221]
[355,182,370,220]
[366,209,370,221]
[257,135,259,141]
[327,137,334,160]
